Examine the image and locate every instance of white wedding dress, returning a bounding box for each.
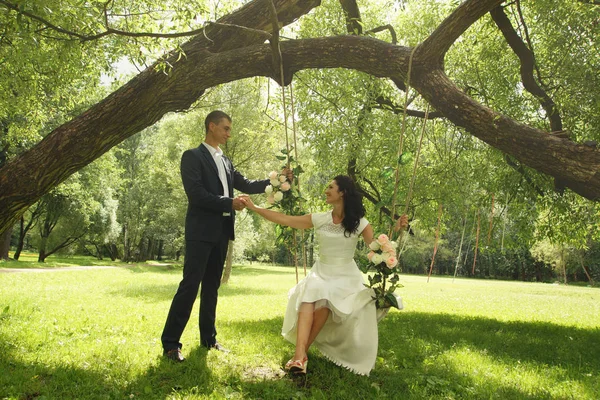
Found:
[282,211,400,376]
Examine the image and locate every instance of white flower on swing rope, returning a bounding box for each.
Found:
[270,178,280,187]
[280,182,291,191]
[369,241,381,251]
[279,174,287,183]
[268,171,278,180]
[273,191,284,202]
[267,194,275,204]
[371,253,384,264]
[265,185,274,194]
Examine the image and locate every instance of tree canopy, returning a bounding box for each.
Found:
[1,0,599,273]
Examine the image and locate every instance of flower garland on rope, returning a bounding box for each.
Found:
[263,148,306,282]
[357,210,410,309]
[361,225,404,309]
[263,148,304,215]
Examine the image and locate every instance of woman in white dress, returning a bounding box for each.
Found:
[241,175,406,376]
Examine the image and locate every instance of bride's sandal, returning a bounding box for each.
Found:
[285,357,308,375]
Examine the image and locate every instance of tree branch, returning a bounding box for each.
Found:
[490,5,562,132]
[503,155,546,197]
[371,95,443,119]
[417,0,504,65]
[0,0,225,42]
[338,0,362,35]
[365,25,397,44]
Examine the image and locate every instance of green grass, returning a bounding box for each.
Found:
[1,262,599,399]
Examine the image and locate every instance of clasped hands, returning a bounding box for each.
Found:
[231,167,293,211]
[232,194,258,211]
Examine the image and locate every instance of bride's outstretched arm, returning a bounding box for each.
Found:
[239,195,313,230]
[361,223,375,245]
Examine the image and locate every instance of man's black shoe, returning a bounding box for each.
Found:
[164,348,185,362]
[204,342,230,353]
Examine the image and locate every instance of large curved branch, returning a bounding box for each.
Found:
[1,0,599,238]
[0,0,322,234]
[417,0,504,65]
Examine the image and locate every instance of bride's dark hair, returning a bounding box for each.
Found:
[333,175,366,237]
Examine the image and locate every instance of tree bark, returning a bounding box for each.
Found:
[1,0,599,239]
[0,225,11,260]
[221,241,234,284]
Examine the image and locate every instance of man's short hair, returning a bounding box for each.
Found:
[205,110,232,133]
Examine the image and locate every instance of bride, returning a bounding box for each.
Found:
[240,175,407,376]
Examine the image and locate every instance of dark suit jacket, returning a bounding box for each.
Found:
[181,144,268,242]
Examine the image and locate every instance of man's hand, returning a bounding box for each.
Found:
[394,214,409,232]
[238,194,256,211]
[232,196,247,211]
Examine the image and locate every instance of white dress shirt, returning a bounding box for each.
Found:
[202,142,231,216]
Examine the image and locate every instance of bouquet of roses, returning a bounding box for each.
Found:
[265,170,292,204]
[364,233,403,309]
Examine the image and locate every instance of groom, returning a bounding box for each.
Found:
[162,110,277,362]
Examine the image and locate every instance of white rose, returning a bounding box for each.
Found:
[390,241,398,249]
[369,241,381,251]
[274,191,284,202]
[270,179,280,187]
[267,194,275,204]
[265,185,273,194]
[279,174,287,182]
[371,253,383,264]
[268,171,278,180]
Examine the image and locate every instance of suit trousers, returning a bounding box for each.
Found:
[161,216,232,351]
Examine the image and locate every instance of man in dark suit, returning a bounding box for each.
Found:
[161,110,273,361]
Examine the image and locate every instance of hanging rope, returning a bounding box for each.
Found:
[290,84,307,277]
[268,0,303,283]
[453,209,468,283]
[487,192,494,245]
[403,104,429,216]
[427,203,443,283]
[389,46,418,234]
[472,209,481,275]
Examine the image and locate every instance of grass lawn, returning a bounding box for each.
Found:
[0,252,171,269]
[1,260,599,399]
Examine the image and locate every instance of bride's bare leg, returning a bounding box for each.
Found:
[294,302,315,360]
[306,307,330,349]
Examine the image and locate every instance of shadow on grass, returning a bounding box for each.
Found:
[232,265,294,276]
[219,312,600,399]
[380,311,600,369]
[0,328,214,400]
[2,310,598,399]
[376,311,600,398]
[110,281,280,303]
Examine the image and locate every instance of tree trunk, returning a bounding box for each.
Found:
[13,217,25,260]
[1,0,599,238]
[95,243,103,260]
[105,243,119,261]
[38,236,48,262]
[221,241,234,284]
[122,225,130,262]
[0,226,11,260]
[157,239,164,261]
